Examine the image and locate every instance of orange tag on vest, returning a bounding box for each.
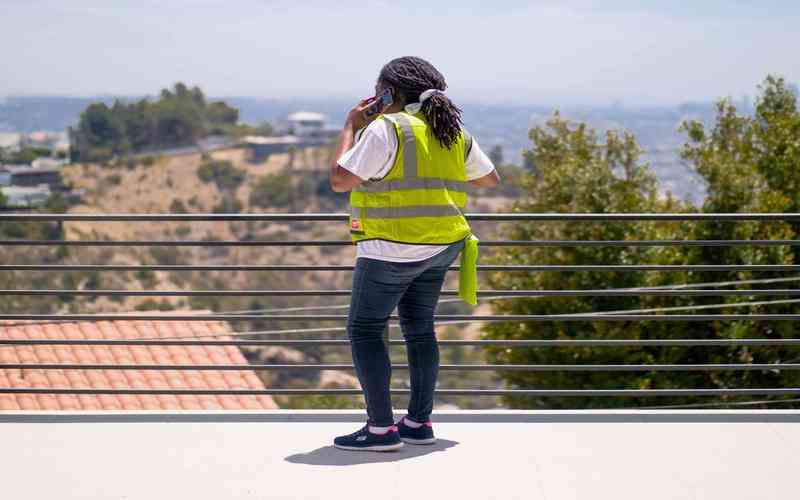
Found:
[351,219,363,231]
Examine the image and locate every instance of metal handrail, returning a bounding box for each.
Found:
[2,313,800,321]
[3,338,800,347]
[4,288,800,297]
[2,239,799,247]
[2,388,800,397]
[4,264,800,271]
[2,212,800,221]
[2,211,800,403]
[4,362,800,372]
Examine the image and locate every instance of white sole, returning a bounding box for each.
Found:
[334,442,404,452]
[400,437,437,445]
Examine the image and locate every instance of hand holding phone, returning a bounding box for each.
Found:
[362,88,394,119]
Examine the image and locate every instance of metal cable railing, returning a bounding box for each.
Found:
[2,212,800,403]
[4,288,800,297]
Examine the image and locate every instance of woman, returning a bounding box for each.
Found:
[329,56,500,451]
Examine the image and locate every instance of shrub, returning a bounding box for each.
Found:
[135,269,157,289]
[212,197,243,213]
[169,198,187,213]
[149,246,181,265]
[136,299,175,311]
[249,172,292,208]
[197,160,245,191]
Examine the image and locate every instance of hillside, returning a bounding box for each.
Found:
[59,146,350,312]
[51,145,515,409]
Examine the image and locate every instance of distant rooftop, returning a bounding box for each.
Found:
[242,135,301,146]
[287,111,326,122]
[3,164,61,174]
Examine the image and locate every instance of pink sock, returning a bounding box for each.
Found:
[403,417,424,428]
[368,425,393,434]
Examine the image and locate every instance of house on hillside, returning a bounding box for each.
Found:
[242,135,301,162]
[0,185,51,207]
[243,111,339,163]
[285,111,339,142]
[5,165,62,189]
[287,111,327,138]
[31,157,67,170]
[0,315,279,411]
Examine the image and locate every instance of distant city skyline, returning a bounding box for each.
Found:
[2,1,799,105]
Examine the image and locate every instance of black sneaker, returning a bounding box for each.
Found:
[333,424,403,452]
[397,416,436,445]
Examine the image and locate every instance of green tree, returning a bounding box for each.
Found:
[482,112,670,409]
[483,76,800,409]
[7,147,52,165]
[207,101,239,130]
[70,83,244,161]
[643,75,800,407]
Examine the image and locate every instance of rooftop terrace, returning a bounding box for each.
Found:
[3,409,799,500]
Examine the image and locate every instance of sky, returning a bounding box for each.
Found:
[2,0,799,105]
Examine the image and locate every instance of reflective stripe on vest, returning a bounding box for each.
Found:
[395,113,418,179]
[356,178,467,193]
[351,204,463,219]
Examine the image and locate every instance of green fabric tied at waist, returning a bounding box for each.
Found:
[458,234,480,306]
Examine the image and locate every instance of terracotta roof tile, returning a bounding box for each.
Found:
[0,313,278,411]
[18,395,40,410]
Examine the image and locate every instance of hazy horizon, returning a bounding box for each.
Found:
[2,1,799,106]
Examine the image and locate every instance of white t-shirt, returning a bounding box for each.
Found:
[338,117,496,262]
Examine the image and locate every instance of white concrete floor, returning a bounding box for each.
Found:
[1,410,799,500]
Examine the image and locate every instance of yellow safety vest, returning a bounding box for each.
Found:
[348,111,479,305]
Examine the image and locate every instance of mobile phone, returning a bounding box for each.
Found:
[363,88,394,118]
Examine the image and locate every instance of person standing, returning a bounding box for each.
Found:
[329,56,500,451]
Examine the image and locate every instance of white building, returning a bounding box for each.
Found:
[286,111,327,138]
[31,157,67,169]
[242,135,301,162]
[1,184,51,207]
[0,133,22,152]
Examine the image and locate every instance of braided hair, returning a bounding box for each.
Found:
[378,56,463,149]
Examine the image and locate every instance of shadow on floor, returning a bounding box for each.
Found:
[285,439,459,466]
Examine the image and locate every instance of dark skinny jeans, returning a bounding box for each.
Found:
[347,240,464,427]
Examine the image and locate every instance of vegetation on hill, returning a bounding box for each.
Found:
[69,83,239,162]
[197,159,246,191]
[483,75,800,409]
